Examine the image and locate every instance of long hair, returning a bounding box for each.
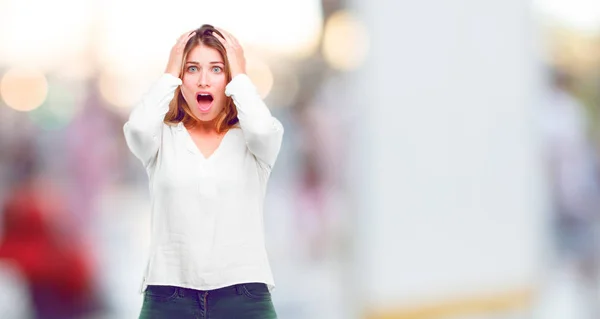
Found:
[164,24,239,133]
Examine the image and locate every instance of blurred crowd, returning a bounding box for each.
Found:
[0,1,353,316]
[536,68,600,318]
[1,1,600,319]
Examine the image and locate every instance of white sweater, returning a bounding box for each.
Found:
[123,73,284,293]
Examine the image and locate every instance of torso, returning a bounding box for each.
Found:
[143,122,275,291]
[186,127,228,159]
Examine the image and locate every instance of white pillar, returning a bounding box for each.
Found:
[346,0,550,315]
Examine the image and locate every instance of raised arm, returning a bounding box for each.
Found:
[123,30,195,168]
[226,74,284,169]
[123,74,181,168]
[214,27,284,169]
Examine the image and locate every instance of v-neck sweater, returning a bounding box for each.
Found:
[123,73,284,293]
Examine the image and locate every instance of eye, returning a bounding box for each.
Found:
[187,65,198,72]
[211,66,222,73]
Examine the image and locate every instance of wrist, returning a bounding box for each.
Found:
[229,63,246,79]
[165,67,180,79]
[230,70,245,79]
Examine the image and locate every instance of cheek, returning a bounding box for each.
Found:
[182,76,196,89]
[211,73,227,88]
[180,87,193,101]
[181,77,199,96]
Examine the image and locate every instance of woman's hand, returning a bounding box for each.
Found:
[165,30,196,78]
[214,27,246,78]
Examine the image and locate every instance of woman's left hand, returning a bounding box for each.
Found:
[214,27,246,78]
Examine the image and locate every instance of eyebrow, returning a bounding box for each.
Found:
[185,61,224,65]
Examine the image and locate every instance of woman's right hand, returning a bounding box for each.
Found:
[165,30,196,78]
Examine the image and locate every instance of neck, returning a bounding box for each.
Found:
[188,118,218,135]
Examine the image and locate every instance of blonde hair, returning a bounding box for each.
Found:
[164,24,239,133]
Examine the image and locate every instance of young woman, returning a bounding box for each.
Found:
[123,24,283,318]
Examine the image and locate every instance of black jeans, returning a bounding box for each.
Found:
[139,283,277,319]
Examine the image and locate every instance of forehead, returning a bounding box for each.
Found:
[186,44,223,63]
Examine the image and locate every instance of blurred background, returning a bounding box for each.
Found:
[1,0,600,318]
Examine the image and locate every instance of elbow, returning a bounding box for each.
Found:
[123,122,146,148]
[123,122,159,167]
[245,116,284,137]
[246,126,284,169]
[123,123,143,156]
[123,120,160,142]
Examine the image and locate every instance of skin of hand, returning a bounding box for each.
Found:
[213,27,247,78]
[165,30,196,78]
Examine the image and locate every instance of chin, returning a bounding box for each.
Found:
[195,114,218,122]
[192,109,221,122]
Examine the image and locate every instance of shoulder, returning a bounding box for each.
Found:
[162,121,183,132]
[225,126,244,142]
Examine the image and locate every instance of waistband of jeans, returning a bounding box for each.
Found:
[175,284,244,297]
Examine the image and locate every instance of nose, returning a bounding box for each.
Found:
[197,70,209,87]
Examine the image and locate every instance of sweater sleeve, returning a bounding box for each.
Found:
[225,74,284,170]
[123,73,182,168]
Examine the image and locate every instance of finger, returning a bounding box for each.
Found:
[212,30,229,48]
[215,27,232,39]
[215,27,237,46]
[177,31,190,42]
[182,29,196,38]
[224,32,242,49]
[212,30,225,42]
[177,30,195,45]
[184,31,195,43]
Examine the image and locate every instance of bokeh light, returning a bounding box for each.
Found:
[322,10,370,71]
[98,67,160,113]
[246,56,274,100]
[2,2,589,319]
[98,69,131,109]
[0,68,48,112]
[28,82,79,130]
[266,64,300,108]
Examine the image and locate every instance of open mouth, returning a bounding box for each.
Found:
[196,93,214,112]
